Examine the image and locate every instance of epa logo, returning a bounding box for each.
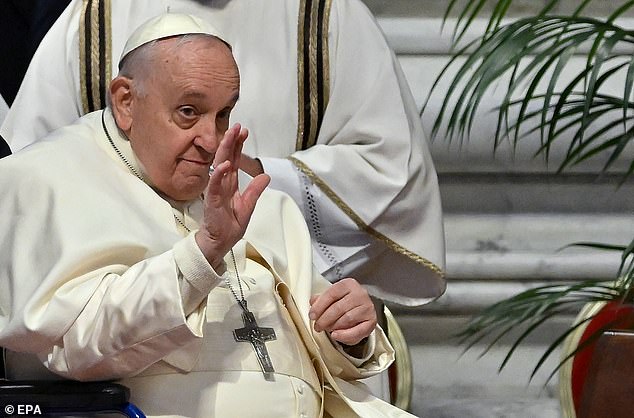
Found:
[4,404,42,415]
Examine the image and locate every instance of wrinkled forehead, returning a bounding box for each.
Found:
[140,36,240,101]
[160,33,231,57]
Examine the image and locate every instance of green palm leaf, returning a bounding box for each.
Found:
[423,14,634,174]
[437,0,634,385]
[444,0,562,44]
[455,243,634,381]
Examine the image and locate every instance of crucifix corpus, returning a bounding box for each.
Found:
[233,309,277,381]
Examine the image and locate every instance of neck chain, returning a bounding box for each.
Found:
[102,110,144,180]
[102,110,247,310]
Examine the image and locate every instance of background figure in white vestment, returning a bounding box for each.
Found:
[0,0,71,158]
[0,13,414,417]
[0,0,70,106]
[0,95,7,145]
[0,95,8,158]
[0,0,447,307]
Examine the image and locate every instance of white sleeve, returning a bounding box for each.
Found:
[40,236,224,381]
[176,232,227,314]
[259,157,382,282]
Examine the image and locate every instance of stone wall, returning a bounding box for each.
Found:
[365,3,634,414]
[365,1,634,316]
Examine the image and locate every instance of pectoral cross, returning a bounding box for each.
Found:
[233,309,277,381]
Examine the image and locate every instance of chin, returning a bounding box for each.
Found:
[176,188,205,201]
[163,174,206,199]
[159,182,203,202]
[180,182,208,200]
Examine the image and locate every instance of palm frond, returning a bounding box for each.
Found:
[456,244,634,382]
[423,13,634,174]
[445,0,563,44]
[439,0,634,386]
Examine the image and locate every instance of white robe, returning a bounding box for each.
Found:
[0,109,417,417]
[1,0,446,306]
[0,94,7,127]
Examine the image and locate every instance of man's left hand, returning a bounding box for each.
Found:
[309,278,377,346]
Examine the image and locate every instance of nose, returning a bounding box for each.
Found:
[193,116,221,154]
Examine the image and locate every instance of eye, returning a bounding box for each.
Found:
[178,106,198,118]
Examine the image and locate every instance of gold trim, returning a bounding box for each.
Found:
[321,0,332,110]
[290,2,443,276]
[89,0,100,109]
[307,0,320,148]
[289,156,445,276]
[79,0,112,114]
[559,301,607,418]
[104,0,112,100]
[296,0,333,152]
[295,0,307,152]
[79,0,90,114]
[385,306,412,411]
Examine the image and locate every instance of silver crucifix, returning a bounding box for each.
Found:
[233,309,277,381]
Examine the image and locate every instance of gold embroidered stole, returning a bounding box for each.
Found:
[296,0,333,152]
[79,0,112,114]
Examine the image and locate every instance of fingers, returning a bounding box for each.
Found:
[330,320,376,346]
[309,278,377,345]
[309,280,350,326]
[234,127,248,164]
[204,160,232,203]
[212,124,235,167]
[207,124,249,201]
[234,173,270,226]
[213,123,247,170]
[312,295,375,332]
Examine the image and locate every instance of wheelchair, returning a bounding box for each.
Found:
[0,380,145,417]
[0,306,411,416]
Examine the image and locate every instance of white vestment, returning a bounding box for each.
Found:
[0,109,418,417]
[0,94,7,127]
[1,0,446,306]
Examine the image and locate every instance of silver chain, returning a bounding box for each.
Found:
[226,249,247,311]
[102,110,144,180]
[102,109,248,311]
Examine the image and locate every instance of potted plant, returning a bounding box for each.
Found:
[422,0,634,416]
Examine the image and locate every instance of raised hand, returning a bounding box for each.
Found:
[195,123,270,270]
[309,278,377,346]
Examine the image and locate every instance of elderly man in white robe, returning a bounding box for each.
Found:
[0,13,412,418]
[1,0,446,308]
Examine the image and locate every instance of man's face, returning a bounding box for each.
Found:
[126,36,240,201]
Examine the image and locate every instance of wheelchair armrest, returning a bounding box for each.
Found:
[0,380,130,414]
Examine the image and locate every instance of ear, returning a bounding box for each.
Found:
[109,76,134,132]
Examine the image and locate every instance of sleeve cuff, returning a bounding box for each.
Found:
[174,233,226,314]
[332,331,377,367]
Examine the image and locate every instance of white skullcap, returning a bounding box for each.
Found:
[119,13,228,67]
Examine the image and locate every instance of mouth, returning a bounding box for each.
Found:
[181,158,212,167]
